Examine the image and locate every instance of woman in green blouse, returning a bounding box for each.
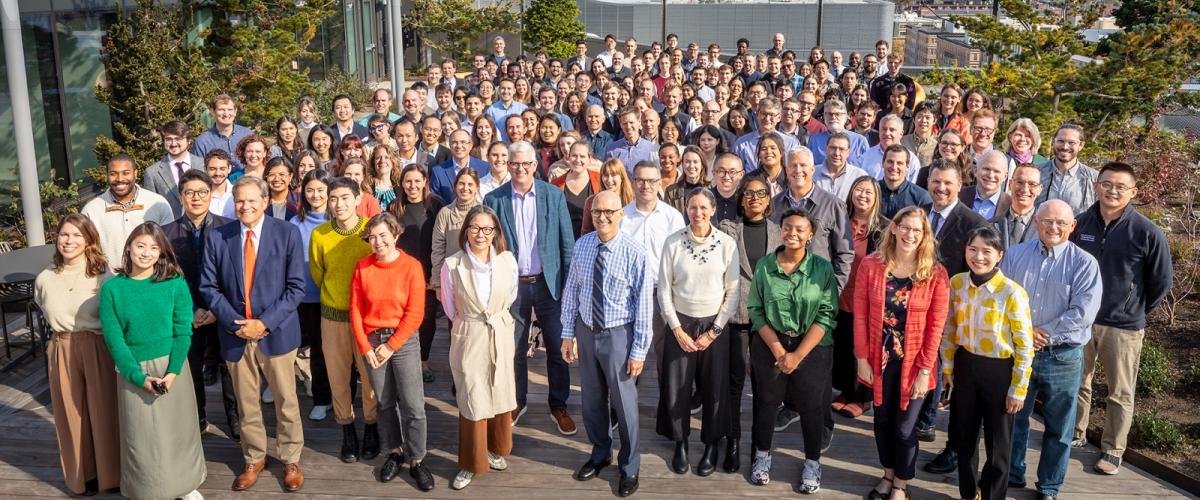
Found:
[99,222,205,500]
[746,208,838,493]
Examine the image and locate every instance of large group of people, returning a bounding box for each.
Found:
[34,31,1174,500]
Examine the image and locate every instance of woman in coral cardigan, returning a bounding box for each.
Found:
[854,206,950,500]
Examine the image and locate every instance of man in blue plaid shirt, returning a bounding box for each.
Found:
[560,191,654,497]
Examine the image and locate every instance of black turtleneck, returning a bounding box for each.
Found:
[969,268,999,287]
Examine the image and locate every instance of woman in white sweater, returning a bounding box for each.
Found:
[656,187,741,477]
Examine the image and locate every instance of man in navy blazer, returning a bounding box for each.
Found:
[483,140,578,435]
[199,175,308,492]
[430,129,491,202]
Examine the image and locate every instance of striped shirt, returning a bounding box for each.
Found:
[560,231,655,361]
[941,270,1035,399]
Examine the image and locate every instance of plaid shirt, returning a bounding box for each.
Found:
[560,231,655,361]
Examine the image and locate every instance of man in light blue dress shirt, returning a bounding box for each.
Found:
[560,190,653,497]
[1000,199,1102,500]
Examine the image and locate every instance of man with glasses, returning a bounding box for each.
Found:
[967,109,999,164]
[145,120,203,218]
[1072,162,1172,476]
[165,169,240,441]
[483,141,577,436]
[808,100,868,166]
[621,159,685,394]
[712,154,746,223]
[1036,123,1098,215]
[686,101,737,147]
[992,164,1043,249]
[1002,199,1102,500]
[357,89,401,127]
[560,190,654,498]
[734,97,803,172]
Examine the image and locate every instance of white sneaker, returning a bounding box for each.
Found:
[261,386,274,404]
[180,489,204,500]
[488,452,508,471]
[799,459,821,494]
[750,452,772,485]
[451,469,474,490]
[309,404,330,421]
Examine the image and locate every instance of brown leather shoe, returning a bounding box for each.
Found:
[233,460,267,491]
[551,408,577,435]
[283,462,304,492]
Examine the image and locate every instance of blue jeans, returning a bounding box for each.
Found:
[1010,345,1082,496]
[511,280,569,410]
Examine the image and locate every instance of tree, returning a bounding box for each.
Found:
[407,0,520,63]
[94,0,216,174]
[192,0,339,132]
[524,0,585,59]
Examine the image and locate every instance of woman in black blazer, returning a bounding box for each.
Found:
[715,173,781,473]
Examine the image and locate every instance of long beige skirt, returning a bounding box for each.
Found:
[116,356,206,500]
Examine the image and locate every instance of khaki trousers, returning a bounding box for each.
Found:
[321,318,377,425]
[1075,325,1144,457]
[47,331,121,494]
[458,412,513,474]
[227,342,304,464]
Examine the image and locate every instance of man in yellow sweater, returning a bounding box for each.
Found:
[309,177,379,463]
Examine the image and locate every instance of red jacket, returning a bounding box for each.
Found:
[853,254,950,411]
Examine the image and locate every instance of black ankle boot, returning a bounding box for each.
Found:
[696,443,718,476]
[361,423,380,460]
[723,438,740,473]
[340,423,360,463]
[670,440,689,474]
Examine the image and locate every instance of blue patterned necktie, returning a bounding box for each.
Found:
[591,244,606,330]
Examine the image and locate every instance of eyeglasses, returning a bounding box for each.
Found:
[940,141,964,147]
[714,169,743,178]
[467,225,496,235]
[371,124,389,132]
[1010,180,1042,190]
[632,178,660,185]
[182,189,211,199]
[972,127,995,135]
[510,161,537,170]
[1037,219,1073,228]
[1098,181,1134,194]
[590,208,621,219]
[895,225,924,235]
[744,188,770,200]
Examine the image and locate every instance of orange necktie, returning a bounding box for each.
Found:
[244,229,256,319]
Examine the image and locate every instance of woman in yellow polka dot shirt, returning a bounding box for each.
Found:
[939,226,1033,500]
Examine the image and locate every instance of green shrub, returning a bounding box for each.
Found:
[1131,411,1186,453]
[1138,342,1175,397]
[1181,364,1200,393]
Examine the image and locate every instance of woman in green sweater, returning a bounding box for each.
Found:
[99,222,205,500]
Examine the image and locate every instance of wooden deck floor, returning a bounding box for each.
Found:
[0,318,1192,499]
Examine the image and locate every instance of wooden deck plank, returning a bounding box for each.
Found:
[0,319,1191,499]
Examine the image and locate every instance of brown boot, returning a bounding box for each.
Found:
[283,462,305,492]
[233,460,266,491]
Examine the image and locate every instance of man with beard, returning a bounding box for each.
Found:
[1036,123,1098,215]
[81,154,174,266]
[807,100,869,166]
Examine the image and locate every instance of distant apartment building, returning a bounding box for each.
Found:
[904,20,982,68]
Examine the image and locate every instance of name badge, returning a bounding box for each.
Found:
[1080,234,1095,242]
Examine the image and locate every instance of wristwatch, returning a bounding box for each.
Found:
[919,368,931,376]
[709,324,725,337]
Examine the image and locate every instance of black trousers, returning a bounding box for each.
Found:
[656,313,730,445]
[188,322,238,423]
[951,350,1015,500]
[418,290,439,362]
[750,334,832,459]
[832,309,873,403]
[873,359,925,480]
[726,323,752,440]
[298,302,332,406]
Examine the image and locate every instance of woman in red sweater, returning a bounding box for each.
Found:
[349,213,434,491]
[853,206,950,500]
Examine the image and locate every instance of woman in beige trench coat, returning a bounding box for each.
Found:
[439,205,519,490]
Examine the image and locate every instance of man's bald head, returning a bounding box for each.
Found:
[1035,199,1076,247]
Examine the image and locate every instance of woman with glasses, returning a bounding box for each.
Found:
[440,206,519,490]
[855,207,950,500]
[657,187,741,477]
[1001,118,1046,168]
[432,168,483,295]
[366,115,396,153]
[916,129,971,189]
[716,174,780,473]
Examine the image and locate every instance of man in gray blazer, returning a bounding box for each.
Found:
[144,120,203,218]
[992,163,1042,249]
